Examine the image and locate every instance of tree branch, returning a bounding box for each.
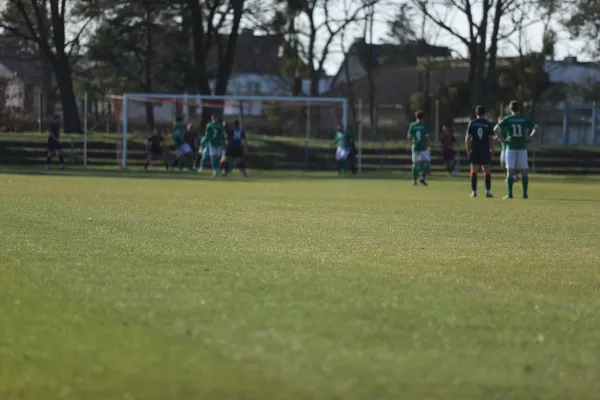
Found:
[411,0,470,47]
[67,16,94,58]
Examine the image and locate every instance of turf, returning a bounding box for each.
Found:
[1,168,600,399]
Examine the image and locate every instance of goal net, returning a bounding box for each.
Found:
[109,94,351,171]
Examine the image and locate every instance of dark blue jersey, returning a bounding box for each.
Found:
[227,127,246,148]
[48,123,60,141]
[466,118,493,154]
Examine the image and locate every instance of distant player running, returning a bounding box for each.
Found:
[145,129,168,171]
[465,105,495,198]
[440,125,457,176]
[332,127,352,175]
[44,115,65,170]
[407,110,430,185]
[201,115,226,177]
[172,116,194,172]
[223,120,248,177]
[494,100,538,199]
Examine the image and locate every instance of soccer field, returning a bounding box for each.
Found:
[1,169,600,399]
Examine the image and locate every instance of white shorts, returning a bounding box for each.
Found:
[176,144,192,156]
[505,149,528,170]
[209,146,224,157]
[336,148,349,161]
[500,149,506,166]
[412,150,430,163]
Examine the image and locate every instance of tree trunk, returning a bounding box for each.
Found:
[474,1,490,107]
[52,55,81,133]
[365,6,376,137]
[343,58,358,132]
[214,0,244,95]
[467,43,478,108]
[41,59,54,119]
[308,7,319,97]
[485,0,503,106]
[143,7,155,129]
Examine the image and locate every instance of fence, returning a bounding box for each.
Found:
[351,101,600,147]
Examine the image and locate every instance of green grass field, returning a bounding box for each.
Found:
[2,168,600,399]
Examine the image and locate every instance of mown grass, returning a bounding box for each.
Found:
[1,168,600,399]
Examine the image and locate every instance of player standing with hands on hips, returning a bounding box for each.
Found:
[407,110,430,186]
[494,100,538,199]
[465,105,495,198]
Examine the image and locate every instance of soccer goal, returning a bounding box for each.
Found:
[109,94,354,171]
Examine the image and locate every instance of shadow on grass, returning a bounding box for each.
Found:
[2,166,600,184]
[0,166,417,182]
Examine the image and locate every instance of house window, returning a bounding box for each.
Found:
[246,81,260,94]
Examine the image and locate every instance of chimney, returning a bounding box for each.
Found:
[565,56,577,65]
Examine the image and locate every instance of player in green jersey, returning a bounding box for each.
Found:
[172,116,195,172]
[407,110,430,185]
[497,115,519,183]
[332,127,352,175]
[201,115,227,177]
[494,100,538,199]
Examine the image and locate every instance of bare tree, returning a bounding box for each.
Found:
[411,0,526,107]
[280,0,379,96]
[0,0,92,132]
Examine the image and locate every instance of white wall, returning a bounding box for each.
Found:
[122,73,335,125]
[544,61,600,86]
[5,78,25,110]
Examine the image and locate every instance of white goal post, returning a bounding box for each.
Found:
[112,93,353,170]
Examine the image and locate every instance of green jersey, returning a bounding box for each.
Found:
[333,131,352,150]
[172,123,185,146]
[495,114,536,150]
[407,121,429,151]
[202,122,225,147]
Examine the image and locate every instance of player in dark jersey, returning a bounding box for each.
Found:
[223,120,248,177]
[465,105,495,198]
[347,131,358,175]
[440,126,457,176]
[44,115,65,170]
[145,129,168,170]
[184,123,200,168]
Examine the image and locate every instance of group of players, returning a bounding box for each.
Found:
[406,100,537,199]
[145,114,248,177]
[43,101,536,198]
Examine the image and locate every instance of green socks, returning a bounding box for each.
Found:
[210,156,220,171]
[522,173,529,197]
[506,173,514,197]
[178,158,184,170]
[411,164,418,181]
[421,163,429,179]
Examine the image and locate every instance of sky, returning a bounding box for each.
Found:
[313,1,588,77]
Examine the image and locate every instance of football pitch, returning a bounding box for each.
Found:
[1,168,600,399]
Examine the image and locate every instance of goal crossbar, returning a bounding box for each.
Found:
[117,93,349,168]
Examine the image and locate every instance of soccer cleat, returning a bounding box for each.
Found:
[44,165,49,170]
[198,167,203,172]
[471,192,477,198]
[486,192,494,198]
[413,180,417,186]
[503,194,513,200]
[59,164,64,170]
[419,179,428,186]
[523,194,528,199]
